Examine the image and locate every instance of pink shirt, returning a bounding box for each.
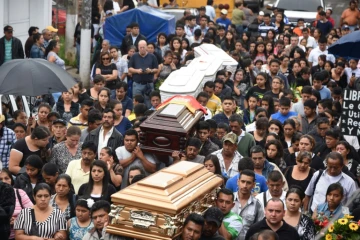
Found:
[10,188,33,239]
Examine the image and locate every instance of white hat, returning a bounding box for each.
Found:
[259,11,265,16]
[220,9,228,15]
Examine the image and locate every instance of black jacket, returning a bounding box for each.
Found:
[120,34,147,55]
[84,126,124,151]
[14,173,44,204]
[0,182,15,240]
[55,101,80,120]
[0,36,24,66]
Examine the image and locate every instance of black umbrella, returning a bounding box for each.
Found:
[328,30,360,59]
[0,58,77,96]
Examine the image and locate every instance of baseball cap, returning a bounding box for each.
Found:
[203,207,224,228]
[4,25,13,32]
[0,114,5,123]
[53,118,67,126]
[259,11,265,16]
[220,9,228,15]
[46,25,58,33]
[223,132,238,144]
[342,25,350,30]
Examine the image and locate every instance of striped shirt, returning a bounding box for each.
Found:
[258,22,278,37]
[14,207,67,238]
[4,38,12,62]
[223,211,243,239]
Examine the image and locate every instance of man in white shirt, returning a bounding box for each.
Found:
[256,170,287,210]
[304,152,357,213]
[299,28,317,49]
[84,109,123,159]
[308,37,335,66]
[184,15,201,37]
[344,58,360,84]
[115,129,157,189]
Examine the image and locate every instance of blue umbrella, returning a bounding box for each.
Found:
[328,30,360,59]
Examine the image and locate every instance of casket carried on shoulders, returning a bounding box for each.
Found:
[139,95,206,156]
[107,161,222,240]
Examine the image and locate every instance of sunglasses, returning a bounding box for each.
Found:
[102,58,110,60]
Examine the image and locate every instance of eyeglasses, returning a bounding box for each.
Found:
[102,58,110,60]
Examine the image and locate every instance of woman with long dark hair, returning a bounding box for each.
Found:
[78,160,116,202]
[14,155,45,204]
[265,139,286,171]
[221,31,236,53]
[50,174,76,220]
[284,135,325,170]
[9,126,51,175]
[14,183,67,240]
[93,87,111,113]
[284,151,315,192]
[260,95,275,117]
[156,32,168,57]
[99,146,123,190]
[0,168,33,240]
[284,187,316,240]
[274,13,285,34]
[46,40,65,70]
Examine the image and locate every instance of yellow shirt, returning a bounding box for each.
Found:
[128,112,136,122]
[65,159,91,194]
[206,94,221,115]
[68,114,87,130]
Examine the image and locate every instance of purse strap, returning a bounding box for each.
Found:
[31,208,36,223]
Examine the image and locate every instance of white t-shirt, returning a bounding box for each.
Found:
[205,6,216,21]
[116,146,157,189]
[344,67,360,83]
[113,1,121,12]
[256,190,287,210]
[299,36,317,48]
[308,47,336,66]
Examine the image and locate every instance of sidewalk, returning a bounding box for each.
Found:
[66,66,79,79]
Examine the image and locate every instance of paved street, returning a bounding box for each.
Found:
[261,0,346,28]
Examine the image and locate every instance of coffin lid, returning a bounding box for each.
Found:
[159,67,205,94]
[139,103,203,133]
[111,162,222,214]
[194,43,238,67]
[187,55,223,77]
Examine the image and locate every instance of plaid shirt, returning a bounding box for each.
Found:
[0,127,16,168]
[232,192,265,240]
[212,149,242,178]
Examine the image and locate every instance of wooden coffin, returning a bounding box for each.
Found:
[107,161,222,240]
[139,102,203,156]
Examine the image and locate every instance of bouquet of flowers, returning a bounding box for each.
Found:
[290,83,302,103]
[322,215,360,240]
[314,213,330,233]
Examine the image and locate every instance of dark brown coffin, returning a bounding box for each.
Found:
[107,162,222,240]
[139,103,203,156]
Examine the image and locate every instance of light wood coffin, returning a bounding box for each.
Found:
[107,162,223,240]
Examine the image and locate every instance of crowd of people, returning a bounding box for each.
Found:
[2,0,360,240]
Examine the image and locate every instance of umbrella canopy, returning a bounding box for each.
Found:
[0,59,77,96]
[328,30,360,59]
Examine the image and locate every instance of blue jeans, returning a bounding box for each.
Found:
[132,82,154,109]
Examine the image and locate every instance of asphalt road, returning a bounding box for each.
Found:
[260,0,346,28]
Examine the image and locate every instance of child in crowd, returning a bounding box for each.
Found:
[270,96,298,124]
[243,95,258,125]
[68,199,94,240]
[196,92,213,120]
[149,91,161,110]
